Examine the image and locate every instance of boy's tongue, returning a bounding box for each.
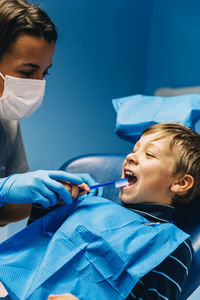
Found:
[125,171,137,186]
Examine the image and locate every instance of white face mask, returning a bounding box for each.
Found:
[0,72,46,120]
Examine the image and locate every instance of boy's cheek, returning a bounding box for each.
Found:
[121,160,127,176]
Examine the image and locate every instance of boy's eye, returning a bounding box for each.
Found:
[146,152,155,158]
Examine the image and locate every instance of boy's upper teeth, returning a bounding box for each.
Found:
[126,170,134,176]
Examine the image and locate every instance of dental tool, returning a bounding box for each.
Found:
[80,178,129,192]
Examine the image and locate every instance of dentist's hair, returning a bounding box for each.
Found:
[0,0,57,60]
[142,122,200,204]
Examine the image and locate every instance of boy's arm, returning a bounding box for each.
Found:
[126,238,193,300]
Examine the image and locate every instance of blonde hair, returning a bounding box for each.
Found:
[142,122,200,204]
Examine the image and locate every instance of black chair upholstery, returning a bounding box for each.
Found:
[60,153,200,300]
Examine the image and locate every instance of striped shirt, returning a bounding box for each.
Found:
[124,202,193,300]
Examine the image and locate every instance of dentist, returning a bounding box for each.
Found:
[0,0,96,226]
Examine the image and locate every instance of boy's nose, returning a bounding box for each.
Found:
[125,152,139,165]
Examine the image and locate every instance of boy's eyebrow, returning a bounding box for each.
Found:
[132,141,140,151]
[133,141,160,152]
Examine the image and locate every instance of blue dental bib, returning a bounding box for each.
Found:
[0,197,189,300]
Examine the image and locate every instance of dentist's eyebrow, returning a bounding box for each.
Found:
[21,63,52,70]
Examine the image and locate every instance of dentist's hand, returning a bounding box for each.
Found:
[74,173,103,198]
[60,173,104,201]
[0,170,86,208]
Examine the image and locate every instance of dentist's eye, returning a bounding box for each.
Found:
[20,71,33,77]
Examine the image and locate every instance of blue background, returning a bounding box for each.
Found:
[21,0,151,171]
[21,0,200,173]
[5,1,200,297]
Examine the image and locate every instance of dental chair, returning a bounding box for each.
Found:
[29,153,200,299]
[60,153,200,300]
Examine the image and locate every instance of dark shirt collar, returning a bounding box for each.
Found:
[123,202,175,223]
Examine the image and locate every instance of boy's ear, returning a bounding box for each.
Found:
[171,174,194,195]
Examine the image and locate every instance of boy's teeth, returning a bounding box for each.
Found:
[126,170,133,176]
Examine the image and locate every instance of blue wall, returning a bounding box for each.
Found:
[21,0,200,173]
[21,0,152,171]
[145,0,200,94]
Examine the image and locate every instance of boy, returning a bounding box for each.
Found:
[62,122,198,299]
[0,122,198,300]
[120,122,197,299]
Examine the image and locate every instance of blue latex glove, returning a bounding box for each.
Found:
[75,173,103,200]
[0,170,85,208]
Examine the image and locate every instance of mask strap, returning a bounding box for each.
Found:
[0,72,5,80]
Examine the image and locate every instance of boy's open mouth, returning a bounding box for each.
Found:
[124,170,137,187]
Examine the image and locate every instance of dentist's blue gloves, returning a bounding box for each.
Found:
[75,173,103,199]
[0,170,87,208]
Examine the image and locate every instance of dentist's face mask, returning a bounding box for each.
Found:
[0,72,46,120]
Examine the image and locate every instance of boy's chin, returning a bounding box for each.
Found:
[119,191,136,204]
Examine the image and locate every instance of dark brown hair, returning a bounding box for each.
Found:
[0,0,57,60]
